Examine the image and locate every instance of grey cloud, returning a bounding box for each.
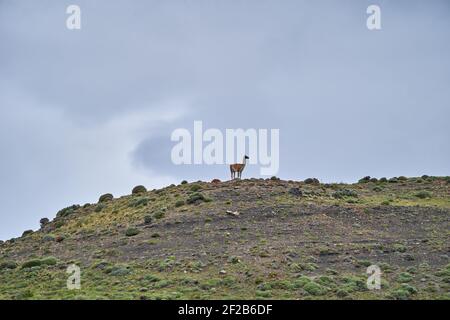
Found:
[0,0,449,239]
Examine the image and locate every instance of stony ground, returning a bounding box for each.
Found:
[0,176,449,300]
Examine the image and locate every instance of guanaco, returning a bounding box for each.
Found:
[230,155,249,180]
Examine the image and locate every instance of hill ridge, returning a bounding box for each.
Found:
[0,176,449,299]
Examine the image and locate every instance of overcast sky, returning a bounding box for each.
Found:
[0,0,449,240]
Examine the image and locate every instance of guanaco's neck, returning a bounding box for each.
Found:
[242,156,247,165]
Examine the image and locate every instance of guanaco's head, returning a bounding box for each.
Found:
[244,155,249,160]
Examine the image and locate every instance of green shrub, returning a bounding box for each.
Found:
[341,275,367,292]
[332,189,358,199]
[270,176,280,181]
[316,276,335,287]
[388,177,398,183]
[95,204,105,212]
[228,256,240,264]
[145,274,161,282]
[336,288,350,297]
[373,186,383,192]
[398,176,408,181]
[181,180,188,185]
[397,272,413,283]
[303,282,326,296]
[39,218,50,227]
[370,177,378,183]
[304,178,320,185]
[255,290,272,298]
[435,264,450,280]
[22,230,33,237]
[290,262,317,272]
[15,290,34,299]
[393,243,407,252]
[356,260,372,267]
[99,193,113,203]
[186,193,206,204]
[175,200,185,208]
[291,276,312,289]
[288,187,302,197]
[22,259,41,269]
[414,191,432,199]
[132,185,147,195]
[21,259,42,269]
[358,176,371,183]
[379,177,387,182]
[154,210,165,219]
[400,284,417,294]
[190,184,202,192]
[391,288,411,300]
[40,257,58,266]
[157,256,176,271]
[406,266,417,274]
[129,197,149,208]
[256,283,272,291]
[390,285,417,300]
[325,268,339,275]
[54,220,64,229]
[108,265,132,276]
[144,215,153,224]
[125,228,140,237]
[56,205,80,218]
[0,261,18,270]
[379,262,394,273]
[21,257,57,269]
[42,234,55,242]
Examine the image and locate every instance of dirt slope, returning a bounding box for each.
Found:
[0,176,449,299]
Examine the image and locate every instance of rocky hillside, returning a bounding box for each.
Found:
[0,176,449,299]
